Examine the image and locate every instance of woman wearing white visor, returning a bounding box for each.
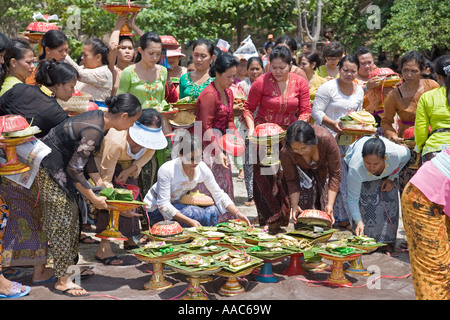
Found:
[92,108,167,265]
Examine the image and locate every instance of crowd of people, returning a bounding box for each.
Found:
[0,15,449,300]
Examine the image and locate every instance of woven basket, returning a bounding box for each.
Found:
[57,92,92,113]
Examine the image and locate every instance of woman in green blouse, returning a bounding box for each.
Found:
[414,54,450,162]
[179,39,215,99]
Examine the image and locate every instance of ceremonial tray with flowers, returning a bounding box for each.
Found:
[170,96,197,111]
[141,230,192,244]
[216,220,248,233]
[129,241,186,258]
[184,226,226,240]
[241,227,276,244]
[344,235,386,249]
[247,241,296,260]
[312,241,366,258]
[213,249,263,273]
[276,234,315,253]
[288,225,337,240]
[220,235,247,246]
[164,254,226,273]
[180,237,224,255]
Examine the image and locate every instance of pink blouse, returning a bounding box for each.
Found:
[243,72,311,129]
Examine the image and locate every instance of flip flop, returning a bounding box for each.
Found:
[95,255,123,266]
[53,287,90,297]
[3,268,22,279]
[0,281,31,299]
[33,274,57,284]
[79,235,100,244]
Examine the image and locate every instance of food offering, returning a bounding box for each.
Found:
[168,111,196,129]
[98,1,151,37]
[154,101,179,119]
[95,187,146,241]
[216,219,247,233]
[185,226,226,240]
[278,234,314,277]
[232,95,246,117]
[220,235,247,246]
[248,123,286,167]
[150,220,183,237]
[180,190,214,206]
[247,242,294,283]
[214,249,262,273]
[0,115,41,175]
[170,96,197,112]
[164,254,225,300]
[288,225,337,244]
[141,230,192,244]
[295,209,333,229]
[369,67,402,89]
[339,111,377,144]
[242,227,276,245]
[130,241,186,290]
[344,236,386,276]
[21,13,59,44]
[312,241,366,287]
[181,237,224,255]
[217,133,245,157]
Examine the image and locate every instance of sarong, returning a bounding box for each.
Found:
[0,179,47,267]
[401,182,450,300]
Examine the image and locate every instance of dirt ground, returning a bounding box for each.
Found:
[7,163,414,303]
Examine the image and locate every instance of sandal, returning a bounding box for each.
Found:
[79,235,100,244]
[95,255,123,266]
[244,199,255,207]
[0,281,31,299]
[53,286,89,297]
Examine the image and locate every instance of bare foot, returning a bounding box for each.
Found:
[32,265,55,283]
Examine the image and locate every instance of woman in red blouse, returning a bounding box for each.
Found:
[194,53,239,223]
[243,45,311,233]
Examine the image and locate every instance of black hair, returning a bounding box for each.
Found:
[4,39,33,69]
[361,136,386,159]
[266,43,274,50]
[192,39,215,57]
[35,59,79,87]
[119,36,134,47]
[298,51,322,70]
[399,50,426,72]
[247,56,263,70]
[322,41,344,58]
[433,54,450,105]
[285,120,318,148]
[353,46,373,60]
[135,32,162,63]
[209,53,239,77]
[0,32,12,89]
[174,132,202,161]
[338,54,359,69]
[39,30,68,60]
[84,38,109,65]
[105,93,142,117]
[269,45,292,64]
[137,107,162,128]
[275,35,297,53]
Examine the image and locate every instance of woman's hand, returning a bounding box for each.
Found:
[330,120,345,135]
[217,152,229,169]
[391,135,404,145]
[116,167,134,184]
[324,203,335,225]
[291,205,303,224]
[189,219,202,228]
[236,211,251,226]
[354,221,364,236]
[381,178,395,192]
[90,195,116,211]
[113,14,128,32]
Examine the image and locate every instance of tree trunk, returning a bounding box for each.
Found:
[310,0,323,51]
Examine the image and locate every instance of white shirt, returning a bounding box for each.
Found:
[144,158,234,220]
[311,79,364,136]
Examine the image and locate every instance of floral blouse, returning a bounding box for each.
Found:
[179,72,214,99]
[118,65,168,108]
[40,110,105,200]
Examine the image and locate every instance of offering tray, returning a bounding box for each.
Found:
[96,200,146,241]
[184,226,226,240]
[288,226,337,243]
[247,245,293,283]
[164,255,225,300]
[214,249,263,274]
[217,235,249,249]
[181,238,225,256]
[0,134,36,175]
[141,230,192,244]
[344,236,386,276]
[313,247,365,287]
[277,235,314,277]
[214,249,263,296]
[98,1,151,36]
[130,244,185,290]
[216,220,248,233]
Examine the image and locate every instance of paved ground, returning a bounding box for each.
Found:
[7,163,413,303]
